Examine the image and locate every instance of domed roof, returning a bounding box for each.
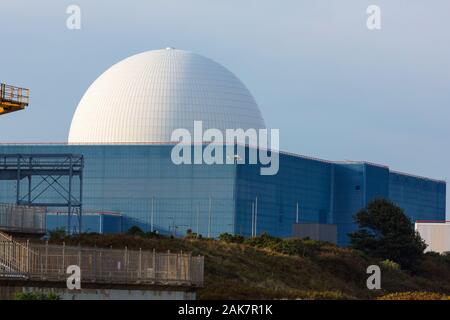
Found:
[68,48,266,144]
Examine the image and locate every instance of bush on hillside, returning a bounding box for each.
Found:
[186,229,201,239]
[381,259,401,270]
[238,233,329,257]
[219,233,245,243]
[48,228,67,241]
[349,199,427,271]
[15,292,60,300]
[377,292,450,300]
[244,233,281,248]
[127,226,145,236]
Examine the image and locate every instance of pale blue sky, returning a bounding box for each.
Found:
[1,1,449,216]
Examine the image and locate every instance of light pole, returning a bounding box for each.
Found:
[208,196,212,238]
[196,203,200,237]
[150,196,155,233]
[168,217,189,237]
[255,196,258,237]
[251,202,255,237]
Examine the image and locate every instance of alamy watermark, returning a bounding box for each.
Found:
[66,5,81,30]
[66,265,81,290]
[170,121,280,176]
[367,5,381,30]
[366,265,381,290]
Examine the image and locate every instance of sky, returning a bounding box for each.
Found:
[0,1,449,216]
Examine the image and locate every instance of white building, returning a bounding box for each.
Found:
[415,222,450,254]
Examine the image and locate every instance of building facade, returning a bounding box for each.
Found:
[0,144,445,246]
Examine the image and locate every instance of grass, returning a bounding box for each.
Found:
[48,232,450,300]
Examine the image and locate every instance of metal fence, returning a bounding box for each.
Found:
[0,204,46,234]
[0,237,204,287]
[0,232,30,278]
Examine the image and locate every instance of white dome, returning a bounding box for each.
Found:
[68,48,265,144]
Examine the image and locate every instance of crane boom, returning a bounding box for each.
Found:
[0,83,29,115]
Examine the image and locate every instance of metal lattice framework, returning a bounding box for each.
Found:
[0,154,83,234]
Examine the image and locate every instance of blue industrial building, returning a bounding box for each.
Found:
[0,49,446,245]
[0,144,445,245]
[46,211,123,234]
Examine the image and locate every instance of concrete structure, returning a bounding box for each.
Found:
[68,48,265,144]
[0,204,46,235]
[0,231,204,300]
[0,49,446,246]
[415,222,450,254]
[0,282,197,300]
[292,223,337,244]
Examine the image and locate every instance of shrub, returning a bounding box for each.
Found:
[377,292,450,300]
[381,259,401,270]
[144,231,161,238]
[15,292,60,300]
[297,290,355,300]
[274,238,324,257]
[127,226,145,236]
[48,228,66,241]
[244,233,281,248]
[349,199,426,271]
[186,229,201,239]
[219,233,244,243]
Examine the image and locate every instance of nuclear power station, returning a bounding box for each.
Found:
[0,48,446,246]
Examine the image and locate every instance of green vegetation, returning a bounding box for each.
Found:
[48,229,450,300]
[15,292,60,300]
[377,292,450,300]
[349,199,427,271]
[126,225,145,236]
[380,259,401,271]
[48,228,67,241]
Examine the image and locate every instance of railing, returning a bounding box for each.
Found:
[0,83,29,105]
[0,235,204,287]
[0,232,34,277]
[0,204,46,234]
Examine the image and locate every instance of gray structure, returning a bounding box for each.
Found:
[0,204,46,235]
[292,223,337,244]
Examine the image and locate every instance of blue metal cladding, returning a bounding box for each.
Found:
[0,144,446,245]
[332,163,366,245]
[235,153,333,238]
[46,213,123,234]
[102,214,124,234]
[389,172,446,222]
[332,163,391,245]
[0,145,236,238]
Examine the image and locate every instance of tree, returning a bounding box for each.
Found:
[127,226,144,236]
[349,199,427,271]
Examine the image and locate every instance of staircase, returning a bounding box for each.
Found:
[0,231,31,279]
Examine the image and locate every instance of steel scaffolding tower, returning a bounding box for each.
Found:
[0,154,84,233]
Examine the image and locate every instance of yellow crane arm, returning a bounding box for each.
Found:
[0,83,29,115]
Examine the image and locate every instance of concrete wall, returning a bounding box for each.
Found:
[415,222,450,254]
[0,285,196,300]
[292,223,337,244]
